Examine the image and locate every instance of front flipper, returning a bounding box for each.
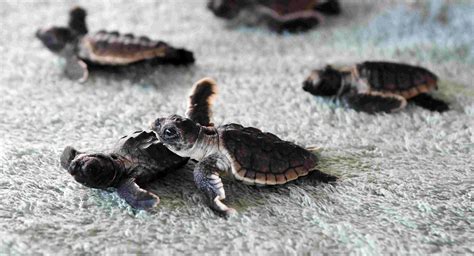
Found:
[64,57,88,82]
[117,178,160,210]
[193,154,236,217]
[68,7,88,35]
[185,78,218,126]
[342,92,407,113]
[409,93,449,112]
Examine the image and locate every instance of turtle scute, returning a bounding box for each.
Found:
[359,61,438,94]
[221,124,318,184]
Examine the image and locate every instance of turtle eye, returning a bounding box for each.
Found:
[163,127,178,139]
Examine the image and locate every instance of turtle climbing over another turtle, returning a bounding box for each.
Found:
[207,0,341,33]
[151,77,336,216]
[36,7,195,82]
[302,61,449,113]
[60,80,216,210]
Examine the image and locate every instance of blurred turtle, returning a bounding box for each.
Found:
[60,79,216,210]
[151,78,336,216]
[36,7,194,82]
[303,61,449,113]
[207,0,341,33]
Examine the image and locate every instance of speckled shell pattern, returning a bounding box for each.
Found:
[113,131,188,185]
[218,124,318,185]
[78,31,170,65]
[259,0,319,14]
[356,61,438,99]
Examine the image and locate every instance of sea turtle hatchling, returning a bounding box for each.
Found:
[151,78,336,216]
[60,81,216,210]
[36,7,195,82]
[207,0,341,33]
[302,61,449,113]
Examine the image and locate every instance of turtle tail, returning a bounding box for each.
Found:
[306,146,338,183]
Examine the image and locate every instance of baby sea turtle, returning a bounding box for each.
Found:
[207,0,341,33]
[60,81,215,210]
[151,78,336,216]
[36,7,195,82]
[302,61,449,113]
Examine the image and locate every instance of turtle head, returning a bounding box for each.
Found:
[303,65,342,96]
[61,147,122,189]
[35,26,76,54]
[207,0,248,19]
[151,114,201,157]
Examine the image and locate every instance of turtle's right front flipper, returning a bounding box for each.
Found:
[342,92,407,113]
[193,154,236,217]
[117,178,160,210]
[64,56,89,82]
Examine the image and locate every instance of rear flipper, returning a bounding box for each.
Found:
[342,92,407,114]
[308,169,338,183]
[64,57,88,82]
[314,0,341,16]
[117,178,159,210]
[153,47,195,65]
[410,93,449,112]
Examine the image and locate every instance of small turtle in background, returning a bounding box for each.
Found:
[60,82,215,210]
[303,61,449,113]
[151,78,336,216]
[207,0,341,33]
[36,7,195,82]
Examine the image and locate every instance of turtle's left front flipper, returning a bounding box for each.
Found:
[186,77,218,127]
[117,178,160,210]
[410,93,449,112]
[342,92,407,114]
[64,56,89,82]
[68,6,88,35]
[314,0,341,16]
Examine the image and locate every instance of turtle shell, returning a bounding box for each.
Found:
[78,31,171,65]
[357,61,438,99]
[261,0,320,15]
[219,124,317,185]
[114,131,188,184]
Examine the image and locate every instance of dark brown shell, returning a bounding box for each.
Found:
[114,131,188,184]
[261,0,320,14]
[80,31,169,65]
[220,124,317,185]
[357,61,438,99]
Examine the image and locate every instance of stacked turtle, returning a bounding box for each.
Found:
[61,78,216,210]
